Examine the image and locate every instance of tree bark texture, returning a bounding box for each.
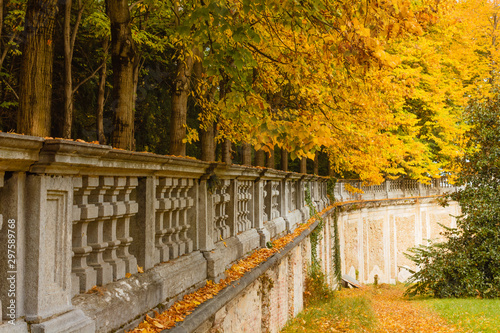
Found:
[221,139,231,164]
[255,149,265,167]
[170,53,193,156]
[280,149,288,171]
[266,148,275,169]
[62,0,73,138]
[0,0,4,58]
[313,151,319,175]
[17,0,58,137]
[300,157,307,174]
[200,124,216,161]
[241,143,252,165]
[108,0,137,150]
[97,38,109,144]
[193,47,217,161]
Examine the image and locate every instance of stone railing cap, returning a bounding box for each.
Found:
[0,132,44,171]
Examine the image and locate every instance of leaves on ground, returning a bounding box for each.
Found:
[283,284,463,333]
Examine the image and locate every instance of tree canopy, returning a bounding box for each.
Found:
[0,0,497,181]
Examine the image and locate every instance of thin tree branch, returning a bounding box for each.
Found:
[3,79,19,100]
[72,62,105,94]
[129,0,144,11]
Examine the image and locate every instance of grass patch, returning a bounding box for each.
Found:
[281,269,376,332]
[416,297,500,332]
[281,296,375,333]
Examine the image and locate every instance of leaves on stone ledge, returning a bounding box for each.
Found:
[128,205,334,332]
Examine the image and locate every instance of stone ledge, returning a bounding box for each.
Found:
[30,309,94,333]
[72,251,207,333]
[165,217,321,333]
[0,320,28,333]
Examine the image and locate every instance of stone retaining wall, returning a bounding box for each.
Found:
[0,132,456,333]
[338,198,460,285]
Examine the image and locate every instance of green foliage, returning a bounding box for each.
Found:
[405,96,500,298]
[305,184,322,269]
[332,207,342,291]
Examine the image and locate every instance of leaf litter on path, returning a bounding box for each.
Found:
[340,285,464,333]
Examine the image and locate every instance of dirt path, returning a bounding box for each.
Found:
[339,285,463,333]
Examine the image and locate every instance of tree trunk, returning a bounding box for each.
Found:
[300,157,307,174]
[62,0,73,138]
[200,124,215,161]
[108,0,137,150]
[241,142,252,165]
[97,38,109,144]
[62,0,84,138]
[266,147,275,169]
[313,151,319,175]
[222,139,231,164]
[0,0,3,56]
[193,47,216,161]
[328,155,335,177]
[255,149,265,167]
[280,149,288,171]
[17,0,58,137]
[170,52,193,156]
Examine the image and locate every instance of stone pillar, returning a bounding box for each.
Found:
[187,179,199,251]
[280,179,290,232]
[133,176,157,270]
[198,180,214,252]
[254,179,269,247]
[264,181,273,222]
[226,179,238,237]
[0,172,28,331]
[0,173,4,324]
[24,174,94,332]
[298,179,309,221]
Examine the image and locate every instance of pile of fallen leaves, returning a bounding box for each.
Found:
[129,205,334,332]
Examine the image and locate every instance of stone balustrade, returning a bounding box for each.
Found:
[0,133,329,333]
[0,132,457,333]
[334,176,455,202]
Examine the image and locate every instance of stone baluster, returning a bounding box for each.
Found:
[262,180,269,222]
[177,178,195,256]
[117,177,138,275]
[236,180,252,233]
[271,181,280,219]
[155,177,173,262]
[72,176,98,294]
[213,179,231,241]
[87,177,114,285]
[168,178,183,258]
[291,182,297,210]
[103,177,127,280]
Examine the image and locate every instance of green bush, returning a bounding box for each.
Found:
[405,97,500,298]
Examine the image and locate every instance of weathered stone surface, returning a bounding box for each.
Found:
[0,320,28,333]
[339,198,460,284]
[24,175,74,322]
[73,251,206,333]
[203,237,241,280]
[236,229,260,256]
[30,310,94,333]
[263,217,287,240]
